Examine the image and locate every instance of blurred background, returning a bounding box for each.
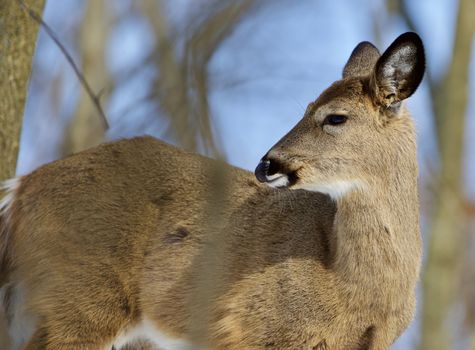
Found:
[1,0,474,349]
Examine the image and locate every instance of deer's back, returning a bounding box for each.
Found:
[5,136,353,348]
[7,136,248,289]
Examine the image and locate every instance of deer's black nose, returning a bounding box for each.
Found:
[255,159,270,183]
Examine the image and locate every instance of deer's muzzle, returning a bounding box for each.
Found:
[255,157,291,188]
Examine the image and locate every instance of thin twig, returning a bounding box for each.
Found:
[17,0,109,129]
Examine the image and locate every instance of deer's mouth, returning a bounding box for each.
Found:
[255,158,299,188]
[264,173,289,188]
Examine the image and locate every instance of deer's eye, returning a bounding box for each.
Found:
[323,114,348,126]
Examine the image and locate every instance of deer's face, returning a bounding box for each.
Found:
[255,33,425,199]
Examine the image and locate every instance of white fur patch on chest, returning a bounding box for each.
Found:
[113,319,195,350]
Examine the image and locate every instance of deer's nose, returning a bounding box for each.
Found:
[255,159,271,182]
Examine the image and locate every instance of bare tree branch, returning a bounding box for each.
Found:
[142,0,196,151]
[188,0,255,157]
[140,0,256,157]
[17,0,109,130]
[63,0,111,155]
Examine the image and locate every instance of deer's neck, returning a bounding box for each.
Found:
[332,173,421,295]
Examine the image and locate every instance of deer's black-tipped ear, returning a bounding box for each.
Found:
[371,32,425,108]
[343,42,380,78]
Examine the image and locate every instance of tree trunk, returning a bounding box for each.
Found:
[0,1,45,348]
[419,0,475,349]
[0,0,45,180]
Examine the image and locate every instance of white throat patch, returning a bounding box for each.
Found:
[294,180,364,200]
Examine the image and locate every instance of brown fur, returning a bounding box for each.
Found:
[0,213,7,287]
[0,33,424,349]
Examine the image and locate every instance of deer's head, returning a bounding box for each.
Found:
[255,32,425,200]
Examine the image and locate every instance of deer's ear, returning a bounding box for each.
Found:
[371,32,425,109]
[343,42,380,79]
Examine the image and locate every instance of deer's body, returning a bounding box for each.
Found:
[0,33,425,350]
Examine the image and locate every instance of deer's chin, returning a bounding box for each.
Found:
[264,173,290,188]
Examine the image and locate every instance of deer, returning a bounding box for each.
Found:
[0,32,425,350]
